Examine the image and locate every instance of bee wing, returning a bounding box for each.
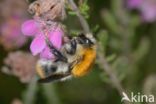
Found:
[38,73,71,83]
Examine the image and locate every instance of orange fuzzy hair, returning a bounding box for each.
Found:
[71,47,96,77]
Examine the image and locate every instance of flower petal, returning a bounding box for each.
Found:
[22,20,39,36]
[140,2,156,22]
[30,33,46,55]
[40,47,54,59]
[127,0,142,9]
[49,27,63,49]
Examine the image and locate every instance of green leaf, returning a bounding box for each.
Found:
[111,56,129,81]
[133,37,150,62]
[92,24,100,33]
[97,30,108,52]
[70,29,81,36]
[79,0,90,19]
[106,54,117,63]
[68,11,77,16]
[100,73,111,84]
[101,10,120,34]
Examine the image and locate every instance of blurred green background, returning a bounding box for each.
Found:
[0,0,156,104]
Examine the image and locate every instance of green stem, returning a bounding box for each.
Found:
[42,84,61,104]
[23,77,37,104]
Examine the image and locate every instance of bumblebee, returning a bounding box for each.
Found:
[36,33,96,83]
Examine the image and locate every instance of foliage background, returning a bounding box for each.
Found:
[0,0,156,104]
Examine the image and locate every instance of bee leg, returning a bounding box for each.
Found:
[45,37,67,62]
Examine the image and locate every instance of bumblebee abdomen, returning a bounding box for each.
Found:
[36,60,57,79]
[71,48,96,77]
[36,63,46,78]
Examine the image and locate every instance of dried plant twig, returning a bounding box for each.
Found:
[68,0,90,33]
[97,44,126,96]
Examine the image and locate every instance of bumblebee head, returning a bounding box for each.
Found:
[77,33,96,48]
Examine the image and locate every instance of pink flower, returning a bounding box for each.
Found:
[127,0,142,8]
[22,19,64,59]
[139,0,156,22]
[0,16,27,50]
[127,0,156,22]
